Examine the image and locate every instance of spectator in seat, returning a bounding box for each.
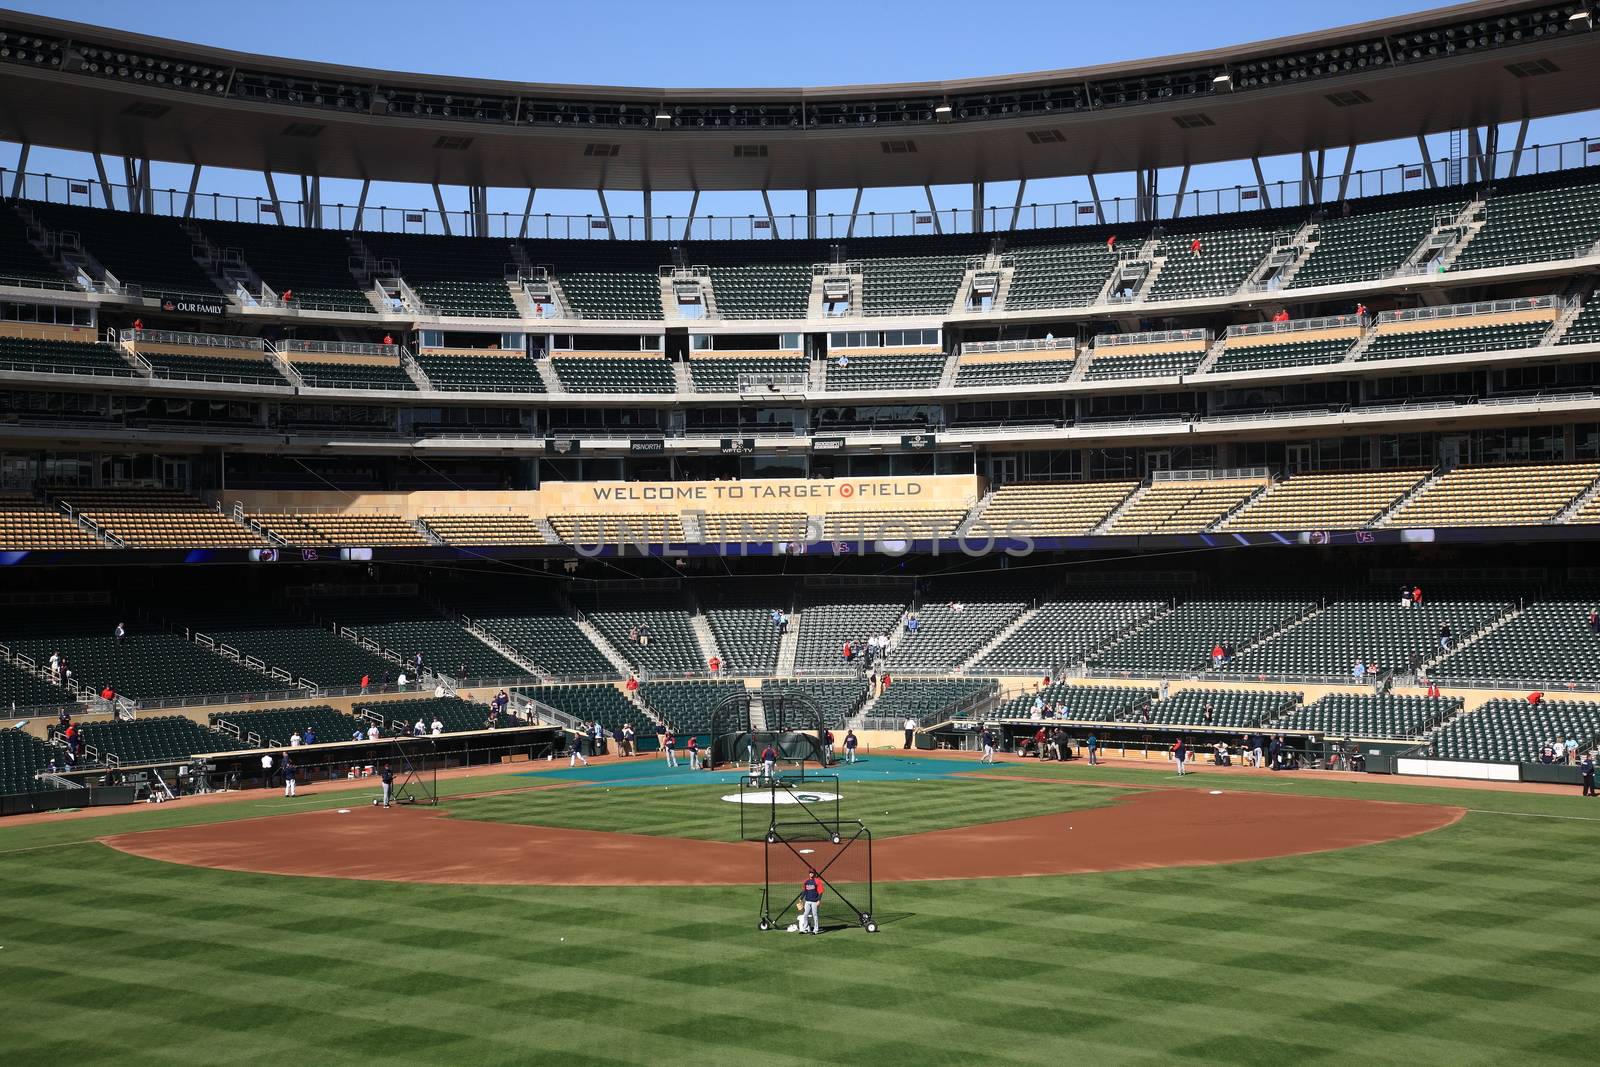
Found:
[1426,681,1441,699]
[351,726,364,741]
[367,723,381,742]
[290,730,303,748]
[1106,234,1116,251]
[1272,308,1290,323]
[413,718,426,737]
[625,674,639,693]
[1354,302,1368,318]
[708,656,721,674]
[397,670,409,691]
[1588,608,1599,633]
[1352,660,1366,682]
[1564,737,1578,765]
[1400,584,1412,610]
[360,673,370,694]
[431,716,444,736]
[114,621,126,643]
[1190,238,1202,256]
[1438,623,1453,651]
[1212,643,1224,667]
[1412,586,1423,608]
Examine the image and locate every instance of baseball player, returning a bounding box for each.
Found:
[378,762,395,807]
[799,870,824,935]
[761,744,777,782]
[843,729,858,763]
[568,734,589,767]
[663,729,677,767]
[686,735,700,769]
[979,727,995,764]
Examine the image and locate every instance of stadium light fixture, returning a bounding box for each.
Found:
[654,111,672,129]
[1212,72,1233,88]
[934,103,953,123]
[1569,9,1592,25]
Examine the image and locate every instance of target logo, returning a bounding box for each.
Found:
[839,484,854,497]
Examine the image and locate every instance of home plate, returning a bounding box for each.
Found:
[798,848,815,855]
[1208,791,1223,796]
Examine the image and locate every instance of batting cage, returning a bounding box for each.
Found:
[759,820,876,934]
[709,689,831,771]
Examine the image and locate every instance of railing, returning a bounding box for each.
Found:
[1152,466,1269,482]
[279,339,401,358]
[1096,327,1208,348]
[0,274,79,292]
[8,135,1600,239]
[1228,313,1361,338]
[735,372,808,392]
[1377,294,1559,324]
[960,337,1075,356]
[119,328,264,351]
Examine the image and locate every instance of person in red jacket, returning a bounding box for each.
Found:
[1105,234,1117,251]
[1412,585,1423,607]
[1190,237,1202,256]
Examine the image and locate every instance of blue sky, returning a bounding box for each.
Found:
[3,0,1595,229]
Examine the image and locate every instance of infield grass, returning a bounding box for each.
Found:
[1,760,1597,1065]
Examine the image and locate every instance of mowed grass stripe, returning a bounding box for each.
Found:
[443,778,1126,841]
[1,775,1599,1063]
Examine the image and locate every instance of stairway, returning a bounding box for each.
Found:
[1421,601,1525,676]
[1342,320,1380,362]
[1193,334,1230,375]
[1092,482,1149,534]
[953,487,994,536]
[570,612,636,677]
[686,592,723,667]
[399,347,434,390]
[671,360,693,394]
[748,691,768,731]
[1371,466,1450,527]
[461,620,544,678]
[1555,469,1600,523]
[1433,199,1489,271]
[262,341,306,386]
[936,349,960,388]
[958,602,1042,672]
[1207,478,1277,531]
[681,510,707,544]
[1215,600,1332,674]
[1542,297,1586,347]
[775,611,801,674]
[534,358,563,393]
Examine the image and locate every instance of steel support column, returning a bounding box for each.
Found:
[972,180,985,233]
[353,178,371,231]
[1507,118,1530,177]
[1170,164,1191,219]
[846,188,863,239]
[642,188,653,241]
[760,189,778,237]
[93,153,114,210]
[596,188,615,240]
[9,142,28,199]
[432,182,453,236]
[1085,173,1106,225]
[1008,179,1028,231]
[922,185,943,234]
[1251,157,1273,208]
[1336,144,1358,202]
[682,189,700,241]
[806,189,817,240]
[182,164,203,219]
[262,170,285,225]
[1416,135,1439,188]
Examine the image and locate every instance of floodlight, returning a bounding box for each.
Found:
[934,103,953,123]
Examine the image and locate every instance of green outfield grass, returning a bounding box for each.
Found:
[445,777,1129,840]
[1,763,1598,1065]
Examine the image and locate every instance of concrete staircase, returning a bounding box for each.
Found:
[1242,220,1319,292]
[182,220,263,304]
[958,603,1043,672]
[1194,334,1230,375]
[747,691,768,731]
[1371,466,1450,527]
[1421,601,1526,676]
[569,610,636,677]
[399,346,434,390]
[534,358,563,393]
[1212,600,1332,674]
[687,603,722,666]
[1342,320,1380,362]
[953,487,994,536]
[775,612,801,674]
[1542,297,1587,347]
[1555,469,1600,523]
[1092,482,1149,534]
[936,349,961,388]
[671,360,693,394]
[1207,478,1278,531]
[536,516,563,544]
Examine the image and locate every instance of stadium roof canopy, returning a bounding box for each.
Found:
[1,1,1598,193]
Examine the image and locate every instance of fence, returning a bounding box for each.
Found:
[5,135,1598,240]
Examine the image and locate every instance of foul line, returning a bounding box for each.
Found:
[1463,807,1600,822]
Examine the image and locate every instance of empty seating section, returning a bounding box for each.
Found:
[53,488,262,548]
[140,348,285,385]
[420,514,547,545]
[360,233,519,316]
[953,357,1076,386]
[1091,593,1314,674]
[821,510,965,539]
[517,684,638,732]
[4,606,271,701]
[1003,236,1121,308]
[701,512,809,543]
[1145,688,1300,728]
[975,598,1162,673]
[702,588,786,674]
[541,244,668,320]
[708,263,812,319]
[356,695,493,733]
[979,481,1137,536]
[1431,597,1600,686]
[824,352,946,390]
[760,679,870,729]
[859,255,965,314]
[1222,591,1509,679]
[573,591,702,674]
[688,354,806,392]
[77,715,233,764]
[1358,316,1551,362]
[309,595,523,677]
[0,657,70,709]
[550,354,675,392]
[1275,693,1458,738]
[1451,174,1600,271]
[31,202,219,298]
[252,513,429,546]
[1210,335,1352,373]
[448,593,616,676]
[1289,192,1465,287]
[292,359,418,390]
[202,220,373,313]
[0,728,55,794]
[212,704,365,747]
[0,208,65,287]
[1428,698,1600,763]
[1147,219,1294,300]
[1109,479,1262,534]
[416,351,546,392]
[993,682,1152,723]
[794,592,909,672]
[1386,462,1599,526]
[1084,344,1204,380]
[549,513,685,544]
[185,605,393,688]
[0,335,132,377]
[1223,469,1427,531]
[871,677,998,727]
[893,599,1026,668]
[1560,294,1600,347]
[1570,493,1600,525]
[638,680,744,735]
[0,492,102,549]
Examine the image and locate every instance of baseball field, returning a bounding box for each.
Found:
[2,753,1596,1065]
